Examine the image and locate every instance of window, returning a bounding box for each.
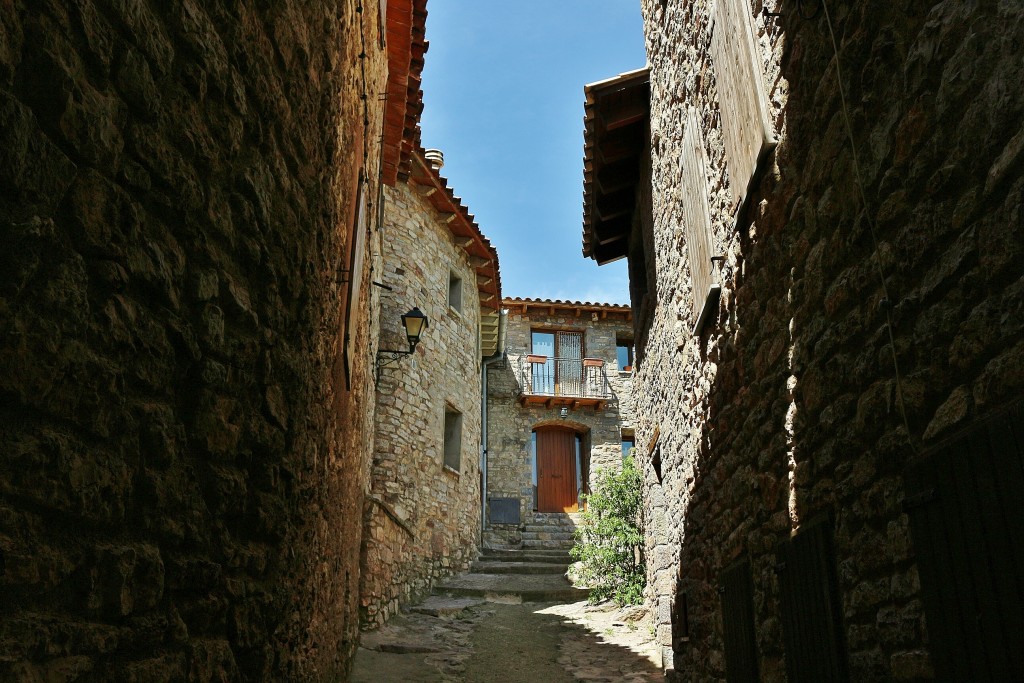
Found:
[529,330,583,396]
[448,270,463,314]
[903,402,1024,681]
[621,432,635,460]
[616,338,634,372]
[720,559,760,682]
[442,405,462,472]
[777,514,848,682]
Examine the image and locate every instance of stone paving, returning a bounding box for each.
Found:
[352,598,664,682]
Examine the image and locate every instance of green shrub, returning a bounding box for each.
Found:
[570,454,645,605]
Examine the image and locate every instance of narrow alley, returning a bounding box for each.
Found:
[2,1,1023,682]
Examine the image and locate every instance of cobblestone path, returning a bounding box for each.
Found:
[352,598,663,682]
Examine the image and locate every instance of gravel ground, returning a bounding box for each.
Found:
[351,599,662,682]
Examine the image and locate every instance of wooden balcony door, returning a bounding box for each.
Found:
[536,427,579,513]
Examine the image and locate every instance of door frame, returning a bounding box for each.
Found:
[533,425,584,513]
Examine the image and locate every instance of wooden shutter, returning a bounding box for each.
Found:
[710,0,776,208]
[680,110,720,333]
[777,515,849,683]
[904,402,1024,682]
[720,559,760,682]
[557,331,583,397]
[344,176,368,388]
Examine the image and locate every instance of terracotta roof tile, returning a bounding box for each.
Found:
[504,297,632,312]
[409,148,503,310]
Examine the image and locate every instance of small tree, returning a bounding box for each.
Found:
[570,454,646,605]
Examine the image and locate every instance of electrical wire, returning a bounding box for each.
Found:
[821,2,918,453]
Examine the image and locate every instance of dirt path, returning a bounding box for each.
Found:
[351,599,663,682]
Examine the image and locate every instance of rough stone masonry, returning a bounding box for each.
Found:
[0,1,387,679]
[624,1,1024,680]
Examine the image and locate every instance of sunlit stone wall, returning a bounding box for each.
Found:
[359,179,483,629]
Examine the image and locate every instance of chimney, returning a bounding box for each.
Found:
[424,149,444,171]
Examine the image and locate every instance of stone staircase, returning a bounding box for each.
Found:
[434,512,587,603]
[521,511,580,550]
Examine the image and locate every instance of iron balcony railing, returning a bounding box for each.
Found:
[516,355,612,400]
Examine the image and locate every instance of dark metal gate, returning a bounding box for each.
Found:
[777,514,849,683]
[719,558,759,682]
[903,402,1024,682]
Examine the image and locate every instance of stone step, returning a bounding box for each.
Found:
[408,596,487,617]
[480,548,571,562]
[520,531,574,541]
[521,539,576,550]
[520,528,577,536]
[470,560,568,575]
[434,573,589,603]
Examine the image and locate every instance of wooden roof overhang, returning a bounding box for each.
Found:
[381,0,427,186]
[408,149,503,351]
[503,297,632,323]
[581,68,650,264]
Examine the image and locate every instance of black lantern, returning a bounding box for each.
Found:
[376,307,430,381]
[401,307,428,352]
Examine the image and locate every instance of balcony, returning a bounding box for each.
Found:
[515,355,612,410]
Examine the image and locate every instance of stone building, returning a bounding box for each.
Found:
[0,1,425,679]
[584,2,1024,681]
[359,146,502,627]
[484,298,635,544]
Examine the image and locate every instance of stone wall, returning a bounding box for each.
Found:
[633,1,1024,680]
[486,303,634,531]
[0,1,387,679]
[359,179,483,628]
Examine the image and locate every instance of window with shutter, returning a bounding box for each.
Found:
[903,402,1024,682]
[343,174,368,389]
[777,514,849,683]
[680,110,720,334]
[720,558,760,682]
[710,0,776,209]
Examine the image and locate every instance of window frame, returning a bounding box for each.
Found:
[448,269,463,315]
[530,328,585,396]
[616,339,634,373]
[442,404,463,473]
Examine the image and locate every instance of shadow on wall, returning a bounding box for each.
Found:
[667,1,1024,681]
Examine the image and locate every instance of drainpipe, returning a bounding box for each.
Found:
[480,309,507,536]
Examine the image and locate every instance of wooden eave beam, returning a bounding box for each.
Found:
[596,188,635,221]
[596,159,640,195]
[597,97,649,132]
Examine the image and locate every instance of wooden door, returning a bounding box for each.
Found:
[536,428,578,513]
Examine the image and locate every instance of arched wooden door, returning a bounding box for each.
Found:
[536,427,579,513]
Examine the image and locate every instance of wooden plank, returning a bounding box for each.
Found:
[537,429,578,513]
[680,110,717,323]
[778,516,848,683]
[955,434,1012,677]
[344,175,368,388]
[709,0,776,207]
[720,559,760,682]
[985,410,1024,681]
[932,444,991,682]
[904,457,967,679]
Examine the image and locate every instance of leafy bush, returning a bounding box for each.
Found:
[570,455,645,605]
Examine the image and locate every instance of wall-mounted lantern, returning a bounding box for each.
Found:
[376,307,429,380]
[559,406,569,419]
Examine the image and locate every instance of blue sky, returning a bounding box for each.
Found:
[419,1,646,305]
